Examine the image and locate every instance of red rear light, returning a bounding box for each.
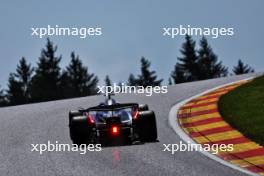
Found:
[133,110,139,120]
[112,126,119,135]
[88,115,95,124]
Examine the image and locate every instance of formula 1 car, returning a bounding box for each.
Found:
[68,94,157,145]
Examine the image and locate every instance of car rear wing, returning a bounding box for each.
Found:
[86,103,139,111]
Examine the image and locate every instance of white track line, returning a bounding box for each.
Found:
[168,77,258,176]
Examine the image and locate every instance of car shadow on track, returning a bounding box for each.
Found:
[75,139,159,148]
[101,139,160,148]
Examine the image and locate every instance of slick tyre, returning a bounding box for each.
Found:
[69,110,82,124]
[138,111,157,142]
[138,104,149,111]
[70,126,84,145]
[69,114,88,145]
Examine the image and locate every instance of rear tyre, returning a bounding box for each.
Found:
[138,104,149,111]
[137,111,157,142]
[70,126,84,145]
[69,110,82,125]
[69,113,88,145]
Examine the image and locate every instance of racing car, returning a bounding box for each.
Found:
[68,94,157,145]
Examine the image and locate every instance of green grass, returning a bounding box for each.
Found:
[218,75,264,146]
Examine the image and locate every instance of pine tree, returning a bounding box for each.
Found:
[177,35,199,81]
[7,74,24,105]
[127,74,137,86]
[105,75,112,86]
[170,63,186,84]
[0,86,7,106]
[15,57,34,89]
[233,59,254,75]
[168,78,172,85]
[170,35,199,84]
[135,57,163,87]
[197,37,228,79]
[6,57,33,105]
[30,38,62,102]
[61,52,99,98]
[59,71,71,98]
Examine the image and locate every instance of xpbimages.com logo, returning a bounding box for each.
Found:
[31,25,102,39]
[163,25,234,39]
[31,141,102,155]
[163,141,233,155]
[97,83,168,97]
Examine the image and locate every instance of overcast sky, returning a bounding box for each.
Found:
[0,0,263,87]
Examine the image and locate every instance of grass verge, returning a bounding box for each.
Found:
[218,75,264,146]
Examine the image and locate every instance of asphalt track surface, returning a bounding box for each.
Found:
[0,73,260,176]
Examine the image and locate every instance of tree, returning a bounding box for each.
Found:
[128,57,163,87]
[197,37,228,79]
[170,35,200,84]
[105,75,112,86]
[7,74,24,105]
[127,74,137,86]
[233,59,254,75]
[170,63,186,84]
[61,52,98,98]
[177,35,199,81]
[15,57,34,90]
[6,57,33,105]
[0,86,7,106]
[168,78,172,85]
[30,38,62,102]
